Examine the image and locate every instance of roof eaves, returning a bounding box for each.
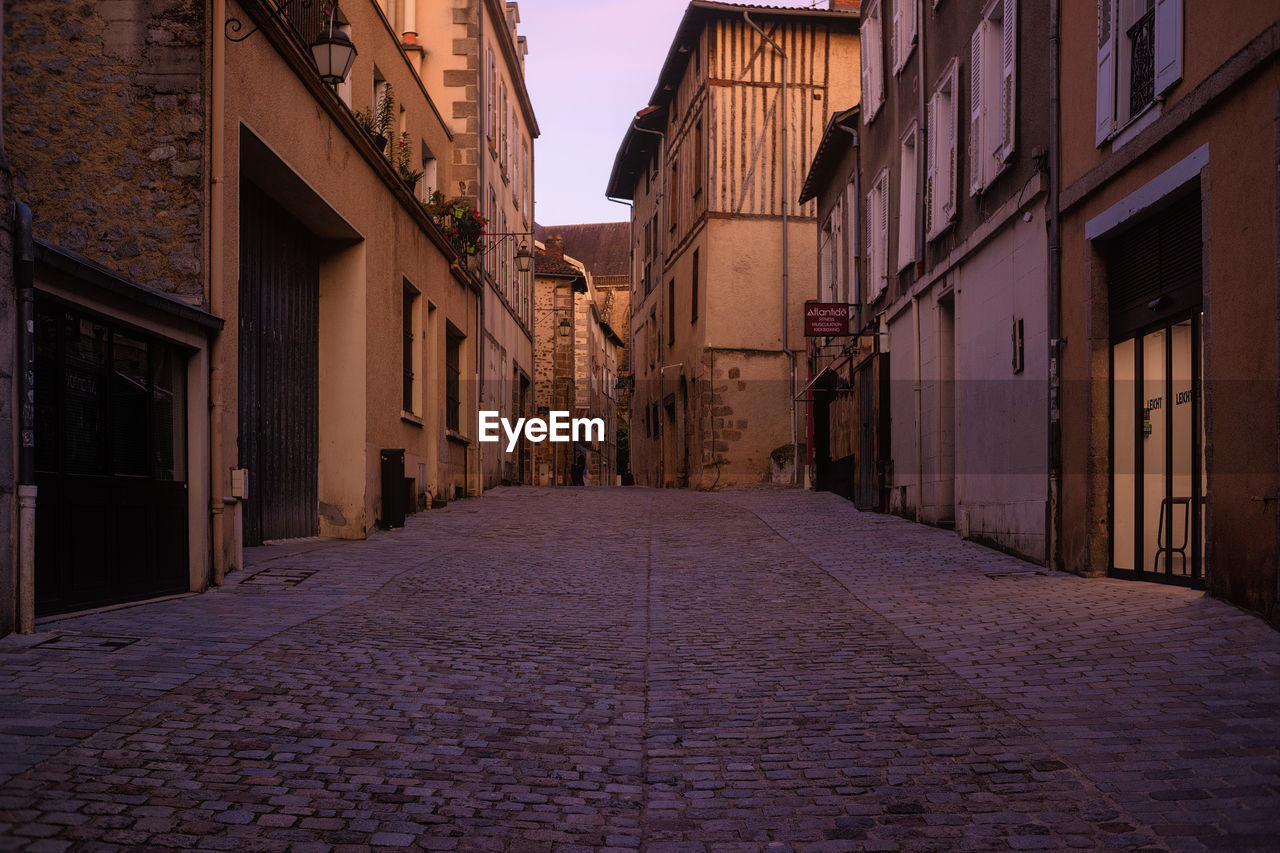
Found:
[799,104,860,204]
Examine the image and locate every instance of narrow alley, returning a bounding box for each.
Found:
[2,488,1278,852]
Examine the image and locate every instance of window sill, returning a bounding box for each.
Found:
[1111,101,1161,152]
[445,429,471,445]
[401,410,424,428]
[926,217,955,243]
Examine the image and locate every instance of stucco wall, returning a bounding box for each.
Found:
[1058,6,1280,619]
[222,0,476,542]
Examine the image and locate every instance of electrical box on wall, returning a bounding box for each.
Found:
[230,468,249,500]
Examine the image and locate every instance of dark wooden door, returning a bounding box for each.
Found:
[855,358,880,511]
[33,301,190,616]
[239,182,320,545]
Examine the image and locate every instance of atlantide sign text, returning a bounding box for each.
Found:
[478,411,604,452]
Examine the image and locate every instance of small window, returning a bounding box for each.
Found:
[693,121,703,198]
[690,249,699,324]
[898,122,919,272]
[667,278,676,346]
[445,323,464,433]
[403,282,419,414]
[669,160,679,234]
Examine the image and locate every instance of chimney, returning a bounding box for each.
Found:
[546,235,564,262]
[828,0,859,10]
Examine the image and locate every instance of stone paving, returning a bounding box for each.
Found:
[1,486,1278,852]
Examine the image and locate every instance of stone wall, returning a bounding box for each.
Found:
[3,0,206,299]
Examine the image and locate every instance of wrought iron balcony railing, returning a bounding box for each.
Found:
[1128,8,1155,118]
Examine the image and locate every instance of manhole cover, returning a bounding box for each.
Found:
[35,634,141,651]
[241,567,317,587]
[984,570,1046,580]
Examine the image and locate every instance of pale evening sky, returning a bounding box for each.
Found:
[519,0,825,227]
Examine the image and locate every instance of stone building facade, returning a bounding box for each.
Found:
[0,0,512,629]
[536,222,632,480]
[532,237,622,487]
[608,2,861,488]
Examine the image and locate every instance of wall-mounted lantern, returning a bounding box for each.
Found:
[311,8,357,87]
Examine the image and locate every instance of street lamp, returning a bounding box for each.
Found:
[476,232,535,272]
[515,241,534,274]
[311,8,357,87]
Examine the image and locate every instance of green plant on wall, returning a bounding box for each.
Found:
[421,191,488,258]
[353,83,394,151]
[393,132,425,189]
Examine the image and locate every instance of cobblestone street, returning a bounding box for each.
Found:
[2,487,1278,852]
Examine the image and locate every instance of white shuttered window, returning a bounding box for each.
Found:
[898,123,919,272]
[892,0,918,76]
[861,1,886,123]
[927,59,959,240]
[866,169,889,301]
[1096,0,1182,146]
[968,0,1016,196]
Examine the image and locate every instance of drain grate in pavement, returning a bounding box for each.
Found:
[34,634,141,652]
[241,567,317,587]
[984,570,1047,580]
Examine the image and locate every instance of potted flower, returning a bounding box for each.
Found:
[421,191,487,258]
[393,131,425,190]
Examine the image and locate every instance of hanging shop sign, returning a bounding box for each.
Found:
[804,302,849,336]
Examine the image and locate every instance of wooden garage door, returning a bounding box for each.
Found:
[239,182,320,545]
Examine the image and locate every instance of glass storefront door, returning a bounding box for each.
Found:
[1111,314,1204,586]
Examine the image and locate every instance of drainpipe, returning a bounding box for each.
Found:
[913,295,923,522]
[476,6,486,491]
[210,0,231,585]
[1047,0,1063,570]
[15,202,35,633]
[917,0,927,279]
[743,10,796,483]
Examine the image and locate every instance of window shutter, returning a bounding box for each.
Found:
[925,95,937,235]
[999,0,1017,162]
[969,25,985,196]
[946,66,958,217]
[877,176,888,295]
[871,16,884,113]
[1153,0,1183,96]
[861,23,873,123]
[820,230,833,301]
[891,0,901,71]
[1096,0,1115,146]
[866,188,876,297]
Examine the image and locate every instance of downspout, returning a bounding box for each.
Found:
[917,0,926,278]
[210,0,231,586]
[1047,0,1063,570]
[743,10,796,483]
[913,295,923,522]
[476,5,486,491]
[15,202,35,634]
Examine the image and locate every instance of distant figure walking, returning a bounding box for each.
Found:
[570,442,587,486]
